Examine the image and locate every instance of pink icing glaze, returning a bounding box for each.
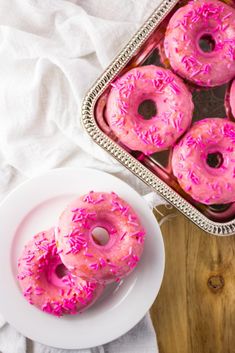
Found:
[164,0,235,87]
[172,118,235,205]
[105,65,193,155]
[17,228,104,317]
[56,192,145,284]
[229,79,235,117]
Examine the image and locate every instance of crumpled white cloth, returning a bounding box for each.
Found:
[0,312,158,353]
[0,0,164,352]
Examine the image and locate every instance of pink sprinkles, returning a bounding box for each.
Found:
[18,192,146,316]
[111,200,129,215]
[83,191,105,205]
[134,123,164,147]
[179,2,224,30]
[110,71,147,123]
[166,2,235,85]
[173,118,235,204]
[72,208,96,228]
[152,70,180,95]
[130,230,146,244]
[18,231,98,317]
[121,247,139,269]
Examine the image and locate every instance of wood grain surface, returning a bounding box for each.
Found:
[150,212,235,353]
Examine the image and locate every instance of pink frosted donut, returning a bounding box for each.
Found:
[172,118,235,205]
[56,192,145,283]
[105,65,193,155]
[17,228,104,317]
[164,0,235,87]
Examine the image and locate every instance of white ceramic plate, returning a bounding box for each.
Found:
[0,168,165,349]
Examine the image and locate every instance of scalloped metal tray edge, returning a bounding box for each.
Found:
[81,0,235,236]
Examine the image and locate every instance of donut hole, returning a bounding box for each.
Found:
[55,263,69,279]
[92,227,110,246]
[198,34,216,53]
[206,152,223,168]
[138,99,157,120]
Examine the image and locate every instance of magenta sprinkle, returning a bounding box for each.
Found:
[84,252,93,258]
[111,200,129,215]
[117,98,129,116]
[66,227,88,254]
[233,167,235,178]
[228,45,235,60]
[120,83,135,99]
[134,123,164,147]
[188,170,200,185]
[121,247,139,268]
[112,115,125,128]
[24,286,32,296]
[173,112,183,132]
[185,135,197,147]
[42,302,52,314]
[35,287,44,296]
[67,288,72,296]
[89,263,99,271]
[83,191,105,204]
[120,231,127,240]
[180,2,224,29]
[72,208,97,227]
[223,124,235,142]
[99,258,106,268]
[127,214,138,227]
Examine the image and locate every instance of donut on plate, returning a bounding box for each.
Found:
[164,0,235,87]
[17,228,104,317]
[172,118,235,205]
[105,65,193,155]
[56,192,145,284]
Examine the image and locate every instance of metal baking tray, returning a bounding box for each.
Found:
[82,0,235,236]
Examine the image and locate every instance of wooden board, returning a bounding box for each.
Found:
[150,212,235,353]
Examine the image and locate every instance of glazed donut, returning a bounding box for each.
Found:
[17,228,104,317]
[56,192,145,283]
[106,65,193,155]
[172,118,235,205]
[164,0,235,87]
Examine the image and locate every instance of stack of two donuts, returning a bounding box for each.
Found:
[17,192,145,316]
[106,0,235,206]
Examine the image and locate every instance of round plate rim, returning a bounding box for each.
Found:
[0,167,165,349]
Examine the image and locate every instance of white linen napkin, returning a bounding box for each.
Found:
[0,0,165,351]
[0,311,158,353]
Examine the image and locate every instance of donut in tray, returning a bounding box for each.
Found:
[55,191,146,284]
[172,118,235,205]
[105,65,193,155]
[17,228,104,317]
[164,0,235,87]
